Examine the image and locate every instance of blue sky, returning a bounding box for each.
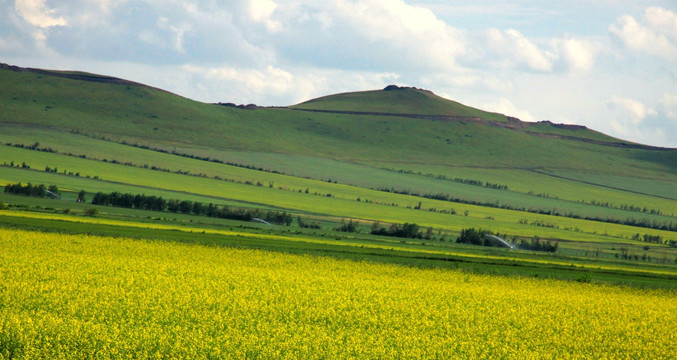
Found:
[2,0,676,147]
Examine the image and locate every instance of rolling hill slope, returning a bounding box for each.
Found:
[1,63,675,177]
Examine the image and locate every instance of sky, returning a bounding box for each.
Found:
[2,0,677,148]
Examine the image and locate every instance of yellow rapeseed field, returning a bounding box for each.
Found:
[0,228,675,359]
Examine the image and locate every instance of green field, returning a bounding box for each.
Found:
[3,147,677,249]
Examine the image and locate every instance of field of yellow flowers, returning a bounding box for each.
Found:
[1,228,675,359]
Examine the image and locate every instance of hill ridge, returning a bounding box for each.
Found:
[289,107,670,150]
[0,63,175,96]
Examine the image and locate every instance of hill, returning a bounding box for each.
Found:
[292,85,509,122]
[1,63,675,175]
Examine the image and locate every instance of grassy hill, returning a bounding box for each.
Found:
[292,85,509,121]
[2,64,675,174]
[1,63,676,288]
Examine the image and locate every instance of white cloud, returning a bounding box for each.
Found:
[607,96,656,125]
[605,96,663,142]
[157,17,192,53]
[184,63,321,105]
[249,0,281,32]
[484,28,554,72]
[15,0,67,28]
[481,98,537,122]
[660,93,677,123]
[425,72,515,94]
[554,38,597,73]
[646,6,677,44]
[180,62,403,105]
[610,6,677,60]
[481,29,598,74]
[332,0,466,71]
[206,65,295,97]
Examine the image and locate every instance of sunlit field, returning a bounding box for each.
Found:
[1,228,675,359]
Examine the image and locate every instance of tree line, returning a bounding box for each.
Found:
[4,182,59,198]
[456,227,557,252]
[91,191,293,225]
[374,185,677,232]
[392,168,509,190]
[371,222,425,239]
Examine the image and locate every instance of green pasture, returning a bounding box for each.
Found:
[0,192,285,230]
[3,137,676,229]
[0,208,675,288]
[3,189,676,269]
[2,149,677,249]
[161,146,677,220]
[378,164,677,215]
[0,166,275,210]
[540,169,677,200]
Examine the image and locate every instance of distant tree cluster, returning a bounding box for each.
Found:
[335,219,359,232]
[630,233,675,246]
[455,228,490,246]
[92,192,166,211]
[91,191,292,225]
[297,216,321,229]
[371,222,422,239]
[514,236,558,252]
[4,182,59,198]
[455,227,557,252]
[392,169,509,190]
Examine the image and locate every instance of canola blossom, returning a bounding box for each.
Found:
[0,228,675,359]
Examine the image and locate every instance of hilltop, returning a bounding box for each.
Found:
[292,85,509,122]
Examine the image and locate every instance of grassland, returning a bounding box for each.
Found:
[4,146,677,250]
[4,138,676,223]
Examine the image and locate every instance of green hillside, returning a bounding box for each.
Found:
[1,63,676,288]
[1,64,675,175]
[292,85,508,121]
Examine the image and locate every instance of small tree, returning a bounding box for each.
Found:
[47,185,59,195]
[335,219,358,232]
[77,190,86,203]
[425,227,434,240]
[84,208,98,217]
[456,228,487,245]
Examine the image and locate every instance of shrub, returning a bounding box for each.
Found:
[84,208,99,217]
